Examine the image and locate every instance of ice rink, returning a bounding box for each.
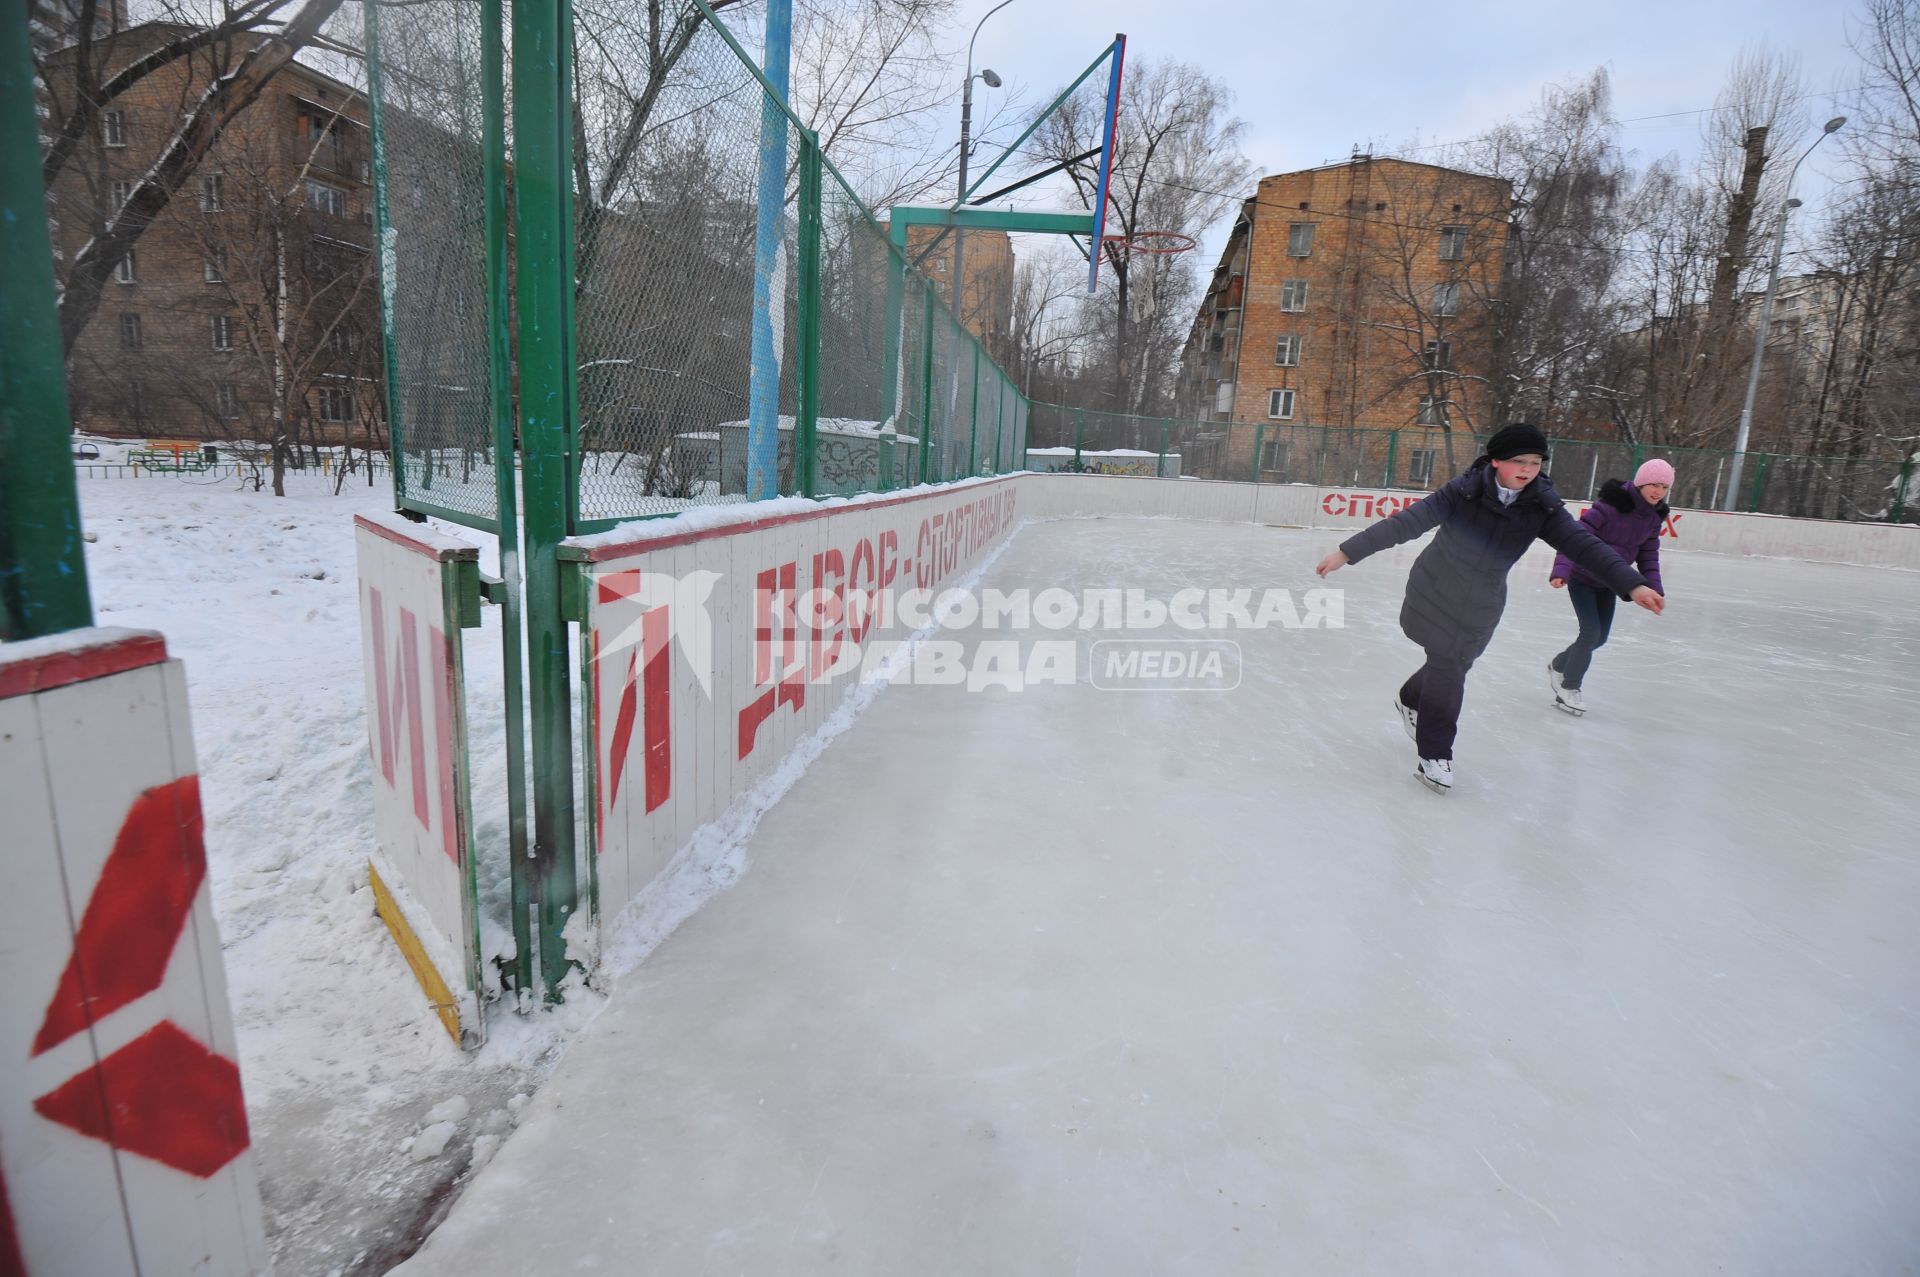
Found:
[399,516,1920,1274]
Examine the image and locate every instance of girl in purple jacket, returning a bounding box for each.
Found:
[1546,459,1673,715]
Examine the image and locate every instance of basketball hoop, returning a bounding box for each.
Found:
[1101,230,1197,255]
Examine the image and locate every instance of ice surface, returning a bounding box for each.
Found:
[396,517,1920,1274]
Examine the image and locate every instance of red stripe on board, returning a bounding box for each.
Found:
[34,1020,250,1179]
[591,629,605,847]
[753,567,776,685]
[0,631,167,700]
[0,1141,29,1277]
[431,626,460,866]
[400,610,431,829]
[34,776,206,1056]
[353,513,479,562]
[575,476,1022,562]
[596,569,642,605]
[642,606,671,814]
[370,588,395,784]
[606,649,639,818]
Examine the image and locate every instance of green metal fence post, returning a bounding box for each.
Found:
[918,282,935,486]
[1157,419,1170,478]
[795,133,822,499]
[1892,454,1915,523]
[881,222,909,431]
[0,11,92,639]
[512,0,581,1001]
[1748,452,1771,513]
[877,429,895,492]
[992,376,1005,475]
[1250,423,1263,484]
[1073,407,1085,470]
[967,343,980,477]
[361,0,413,513]
[479,0,534,994]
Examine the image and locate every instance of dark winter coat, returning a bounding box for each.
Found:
[1339,460,1648,661]
[1551,478,1667,596]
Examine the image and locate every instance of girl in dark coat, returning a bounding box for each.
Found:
[1546,459,1673,715]
[1314,423,1664,793]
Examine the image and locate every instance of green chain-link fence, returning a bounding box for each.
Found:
[1024,402,1917,522]
[366,0,506,530]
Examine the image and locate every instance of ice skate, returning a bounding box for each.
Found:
[1416,757,1453,793]
[1548,660,1585,716]
[1393,694,1418,742]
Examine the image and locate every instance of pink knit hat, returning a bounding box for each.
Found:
[1634,458,1675,488]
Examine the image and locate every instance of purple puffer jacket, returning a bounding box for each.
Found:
[1551,479,1666,595]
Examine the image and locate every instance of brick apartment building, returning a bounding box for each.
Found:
[1178,155,1511,486]
[41,20,379,448]
[887,223,1015,359]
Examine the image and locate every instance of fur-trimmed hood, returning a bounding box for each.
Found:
[1598,477,1670,519]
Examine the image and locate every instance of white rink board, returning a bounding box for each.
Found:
[0,628,267,1277]
[574,478,1024,919]
[1022,473,1920,570]
[353,515,483,1036]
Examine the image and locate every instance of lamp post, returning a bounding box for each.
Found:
[952,0,1014,340]
[1725,115,1845,511]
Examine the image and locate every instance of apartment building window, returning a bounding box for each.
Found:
[1432,282,1460,317]
[1214,382,1234,414]
[127,379,148,416]
[102,109,126,147]
[1408,447,1437,485]
[1268,388,1296,420]
[1417,395,1449,425]
[201,173,223,211]
[119,312,142,350]
[1439,225,1467,261]
[216,382,240,418]
[1287,223,1314,256]
[1280,279,1309,312]
[1274,334,1301,367]
[305,179,347,216]
[328,327,353,356]
[1424,339,1452,369]
[205,249,225,282]
[318,385,354,422]
[110,179,130,210]
[1261,438,1289,472]
[114,250,136,284]
[211,314,235,350]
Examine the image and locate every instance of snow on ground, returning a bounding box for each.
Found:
[74,471,595,1276]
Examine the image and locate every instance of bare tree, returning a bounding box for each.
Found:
[1033,58,1252,423]
[1451,69,1633,434]
[36,0,356,355]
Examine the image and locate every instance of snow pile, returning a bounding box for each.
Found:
[73,473,579,1276]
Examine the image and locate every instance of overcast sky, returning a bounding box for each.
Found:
[944,0,1862,263]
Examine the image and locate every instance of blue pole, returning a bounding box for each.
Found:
[1086,35,1126,294]
[747,0,793,501]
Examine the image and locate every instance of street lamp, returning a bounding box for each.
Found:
[952,0,1016,339]
[1724,115,1846,511]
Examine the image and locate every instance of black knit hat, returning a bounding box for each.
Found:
[1484,423,1549,461]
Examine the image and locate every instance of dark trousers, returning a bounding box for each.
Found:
[1401,652,1476,761]
[1551,583,1617,689]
